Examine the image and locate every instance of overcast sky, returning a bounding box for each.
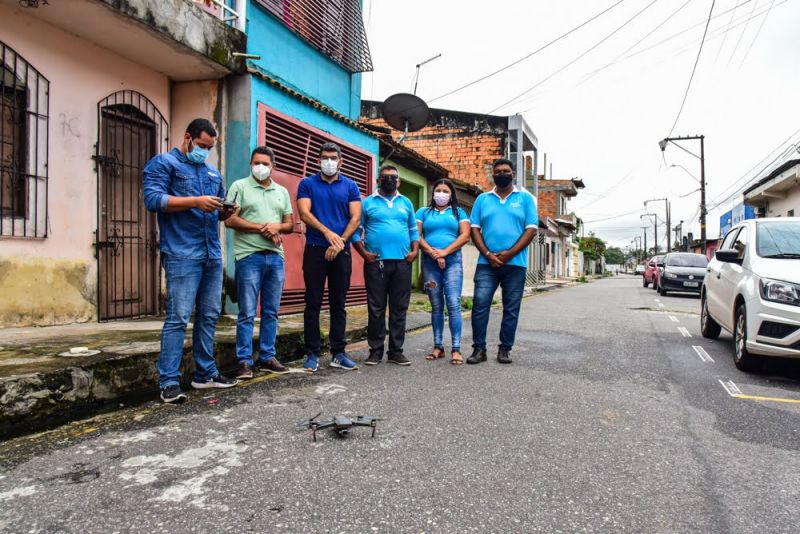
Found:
[361,0,800,250]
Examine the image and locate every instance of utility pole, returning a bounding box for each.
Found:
[658,135,707,254]
[641,226,648,258]
[641,214,657,255]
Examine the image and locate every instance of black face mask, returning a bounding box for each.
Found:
[379,176,398,194]
[493,173,513,188]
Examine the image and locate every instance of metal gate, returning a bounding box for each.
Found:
[95,91,167,320]
[526,232,547,286]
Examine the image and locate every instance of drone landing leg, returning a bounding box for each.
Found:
[312,429,317,442]
[371,426,376,438]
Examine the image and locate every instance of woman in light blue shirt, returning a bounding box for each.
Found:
[416,179,471,365]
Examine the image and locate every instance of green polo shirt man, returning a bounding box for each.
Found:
[224,146,294,379]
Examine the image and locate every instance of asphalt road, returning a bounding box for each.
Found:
[2,276,800,533]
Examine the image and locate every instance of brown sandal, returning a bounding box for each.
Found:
[426,346,445,360]
[450,350,464,365]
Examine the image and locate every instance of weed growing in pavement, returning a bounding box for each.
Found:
[578,276,588,283]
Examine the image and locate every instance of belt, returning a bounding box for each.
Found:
[256,249,276,255]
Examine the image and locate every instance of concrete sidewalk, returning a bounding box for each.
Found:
[0,284,563,440]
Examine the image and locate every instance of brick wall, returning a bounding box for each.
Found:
[362,116,503,191]
[538,189,558,221]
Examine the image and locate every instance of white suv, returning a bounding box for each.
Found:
[701,218,800,371]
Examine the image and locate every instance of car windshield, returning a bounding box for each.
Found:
[666,254,708,267]
[756,221,800,258]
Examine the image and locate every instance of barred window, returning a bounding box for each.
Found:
[1,42,49,238]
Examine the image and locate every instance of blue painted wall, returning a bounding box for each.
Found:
[246,1,362,120]
[249,78,378,161]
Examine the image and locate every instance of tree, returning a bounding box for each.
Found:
[579,233,606,262]
[604,246,625,265]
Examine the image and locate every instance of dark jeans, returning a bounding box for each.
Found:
[364,259,412,355]
[471,264,527,351]
[234,251,285,365]
[303,245,352,355]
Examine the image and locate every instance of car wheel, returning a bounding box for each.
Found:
[659,286,667,297]
[734,304,762,372]
[642,276,649,288]
[700,293,720,339]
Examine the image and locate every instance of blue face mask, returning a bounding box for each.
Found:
[186,142,210,164]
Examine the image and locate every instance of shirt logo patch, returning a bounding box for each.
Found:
[510,201,521,208]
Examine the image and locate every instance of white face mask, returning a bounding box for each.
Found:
[433,191,451,207]
[320,158,339,177]
[252,163,272,181]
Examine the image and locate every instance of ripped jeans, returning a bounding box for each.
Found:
[422,250,463,351]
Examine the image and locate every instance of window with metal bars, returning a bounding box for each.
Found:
[259,104,374,194]
[0,42,48,238]
[255,0,373,73]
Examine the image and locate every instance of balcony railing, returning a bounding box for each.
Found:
[194,0,246,31]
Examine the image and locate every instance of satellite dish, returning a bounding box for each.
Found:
[382,93,430,134]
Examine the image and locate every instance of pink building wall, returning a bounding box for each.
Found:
[0,5,176,326]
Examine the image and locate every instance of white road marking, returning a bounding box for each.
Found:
[669,315,679,323]
[654,299,661,302]
[678,327,692,337]
[658,302,665,308]
[692,345,714,362]
[718,379,743,397]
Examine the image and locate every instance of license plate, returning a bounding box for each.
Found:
[683,281,699,288]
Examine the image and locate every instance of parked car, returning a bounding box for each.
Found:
[634,264,646,275]
[701,218,800,371]
[642,255,664,288]
[657,253,708,296]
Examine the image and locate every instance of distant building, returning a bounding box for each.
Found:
[720,203,756,237]
[537,176,585,278]
[743,159,800,219]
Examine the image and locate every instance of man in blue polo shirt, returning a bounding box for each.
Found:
[296,142,363,372]
[467,158,538,365]
[353,165,420,366]
[143,118,239,403]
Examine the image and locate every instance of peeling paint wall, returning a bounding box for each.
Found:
[0,5,169,326]
[0,258,96,327]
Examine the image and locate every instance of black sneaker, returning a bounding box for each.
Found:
[497,347,513,364]
[160,384,187,404]
[387,353,411,366]
[191,374,239,389]
[466,348,487,365]
[256,357,289,374]
[235,362,254,380]
[365,350,383,366]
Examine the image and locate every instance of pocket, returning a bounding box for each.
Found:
[173,172,193,196]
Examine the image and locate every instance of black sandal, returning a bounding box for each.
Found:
[425,346,445,360]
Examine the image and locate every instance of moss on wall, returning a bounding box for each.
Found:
[0,257,96,327]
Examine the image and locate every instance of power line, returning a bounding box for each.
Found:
[739,0,776,67]
[666,0,716,137]
[426,0,627,105]
[488,0,659,114]
[580,0,692,86]
[709,125,800,204]
[714,0,745,63]
[727,0,760,66]
[584,208,645,224]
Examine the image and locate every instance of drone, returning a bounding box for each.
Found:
[297,412,382,442]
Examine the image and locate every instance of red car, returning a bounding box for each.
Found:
[642,255,665,289]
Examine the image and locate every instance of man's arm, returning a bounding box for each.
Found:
[340,200,362,242]
[143,157,223,214]
[297,197,345,250]
[496,228,537,264]
[471,227,504,269]
[405,200,420,262]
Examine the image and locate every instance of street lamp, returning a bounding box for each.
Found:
[670,164,700,182]
[641,213,658,255]
[659,135,707,254]
[644,198,670,251]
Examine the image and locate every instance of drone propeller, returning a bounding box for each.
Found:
[296,411,323,429]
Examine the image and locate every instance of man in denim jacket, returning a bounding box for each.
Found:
[143,118,238,403]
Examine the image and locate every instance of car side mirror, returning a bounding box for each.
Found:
[715,249,742,263]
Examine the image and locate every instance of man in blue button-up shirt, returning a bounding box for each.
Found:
[143,118,238,403]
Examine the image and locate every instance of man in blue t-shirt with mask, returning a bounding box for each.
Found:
[143,118,239,403]
[467,158,538,365]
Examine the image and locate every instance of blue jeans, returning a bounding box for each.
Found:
[471,264,527,351]
[158,255,223,388]
[423,251,463,350]
[235,252,285,365]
